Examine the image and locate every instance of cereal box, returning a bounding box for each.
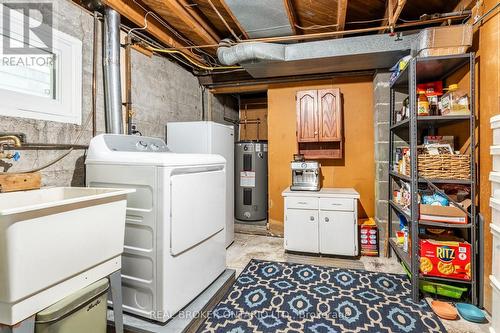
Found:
[419,239,471,281]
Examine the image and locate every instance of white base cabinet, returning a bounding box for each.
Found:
[283,188,360,256]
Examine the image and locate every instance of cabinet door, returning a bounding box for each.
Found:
[285,209,319,253]
[296,90,318,142]
[319,210,356,256]
[318,89,342,142]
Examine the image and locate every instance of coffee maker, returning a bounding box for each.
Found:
[290,155,321,191]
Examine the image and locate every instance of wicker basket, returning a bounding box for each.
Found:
[404,154,470,180]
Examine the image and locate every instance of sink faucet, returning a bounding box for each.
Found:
[0,135,22,160]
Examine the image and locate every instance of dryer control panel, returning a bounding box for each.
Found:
[103,135,169,152]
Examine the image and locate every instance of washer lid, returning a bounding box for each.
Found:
[86,134,226,166]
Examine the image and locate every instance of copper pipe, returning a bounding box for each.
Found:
[0,136,21,147]
[238,15,467,44]
[397,15,470,28]
[152,14,469,52]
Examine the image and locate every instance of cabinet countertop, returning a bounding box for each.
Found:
[282,187,360,199]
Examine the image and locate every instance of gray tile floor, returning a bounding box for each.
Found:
[227,232,491,333]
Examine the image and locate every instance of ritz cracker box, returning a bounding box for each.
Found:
[419,239,471,281]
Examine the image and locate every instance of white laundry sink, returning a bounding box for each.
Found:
[0,187,134,326]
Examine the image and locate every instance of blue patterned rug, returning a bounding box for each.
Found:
[198,259,447,333]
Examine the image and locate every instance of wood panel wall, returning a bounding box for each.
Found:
[239,98,268,141]
[267,77,374,234]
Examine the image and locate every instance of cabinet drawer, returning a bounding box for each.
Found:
[286,197,319,210]
[319,198,354,211]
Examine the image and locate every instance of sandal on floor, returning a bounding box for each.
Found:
[456,303,486,323]
[430,300,458,320]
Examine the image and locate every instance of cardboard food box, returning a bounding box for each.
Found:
[360,219,378,256]
[414,25,473,57]
[420,239,471,281]
[419,204,468,224]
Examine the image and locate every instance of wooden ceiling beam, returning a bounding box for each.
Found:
[101,0,205,62]
[380,0,406,33]
[178,0,222,42]
[217,0,249,39]
[283,0,298,35]
[153,0,220,44]
[379,0,392,33]
[453,0,476,11]
[337,0,348,31]
[389,0,407,26]
[336,0,348,37]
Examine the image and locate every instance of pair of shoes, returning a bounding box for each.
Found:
[431,300,486,323]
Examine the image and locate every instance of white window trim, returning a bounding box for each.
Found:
[0,7,82,124]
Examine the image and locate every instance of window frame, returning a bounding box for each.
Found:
[0,7,82,124]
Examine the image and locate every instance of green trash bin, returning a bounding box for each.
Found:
[35,278,109,333]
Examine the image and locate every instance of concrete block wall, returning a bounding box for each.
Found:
[0,0,237,187]
[130,50,238,139]
[373,71,405,246]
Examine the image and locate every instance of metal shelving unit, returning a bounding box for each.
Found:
[387,53,479,305]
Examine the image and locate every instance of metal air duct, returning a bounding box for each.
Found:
[218,33,419,78]
[217,39,285,66]
[103,7,123,134]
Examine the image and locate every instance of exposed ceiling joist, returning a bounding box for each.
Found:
[102,0,205,63]
[283,0,298,35]
[140,0,219,50]
[390,0,407,26]
[337,0,348,33]
[379,0,392,33]
[380,0,406,33]
[177,0,221,42]
[217,0,249,39]
[453,0,476,11]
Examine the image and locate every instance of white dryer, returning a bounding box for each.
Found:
[85,134,226,322]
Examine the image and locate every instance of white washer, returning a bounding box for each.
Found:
[85,134,226,322]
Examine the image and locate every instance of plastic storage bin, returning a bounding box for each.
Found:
[492,224,500,279]
[35,279,109,333]
[491,115,500,146]
[491,146,500,172]
[491,275,500,333]
[490,173,500,200]
[492,198,500,229]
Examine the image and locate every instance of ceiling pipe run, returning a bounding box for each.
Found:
[103,7,124,134]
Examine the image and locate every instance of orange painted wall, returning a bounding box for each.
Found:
[476,0,499,312]
[442,2,499,311]
[267,77,374,234]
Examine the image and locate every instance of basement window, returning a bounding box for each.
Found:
[0,5,82,124]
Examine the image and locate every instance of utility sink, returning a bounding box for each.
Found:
[0,187,134,326]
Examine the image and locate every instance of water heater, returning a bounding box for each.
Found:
[235,141,268,222]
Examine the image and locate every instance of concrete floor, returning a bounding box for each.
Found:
[227,232,491,333]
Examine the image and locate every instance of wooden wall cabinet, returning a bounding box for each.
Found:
[296,88,342,159]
